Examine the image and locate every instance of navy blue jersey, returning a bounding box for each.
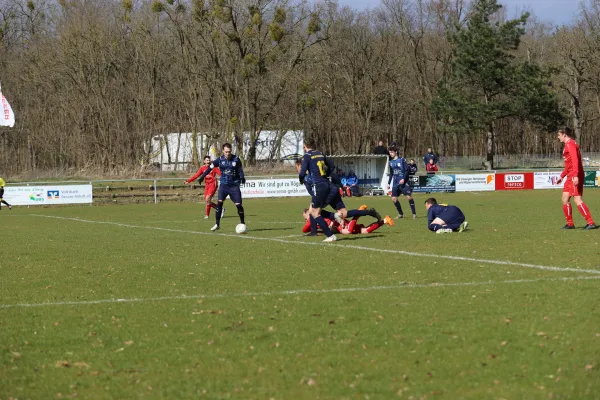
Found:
[299,150,334,185]
[427,204,464,226]
[407,164,418,176]
[388,157,409,186]
[200,154,245,186]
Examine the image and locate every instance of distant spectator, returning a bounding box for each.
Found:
[337,168,347,197]
[345,170,360,197]
[423,148,438,167]
[373,140,388,155]
[426,158,439,175]
[407,159,418,176]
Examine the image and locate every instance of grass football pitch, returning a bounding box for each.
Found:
[1,190,599,399]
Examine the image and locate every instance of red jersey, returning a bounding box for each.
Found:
[426,164,438,173]
[560,139,584,179]
[186,165,221,185]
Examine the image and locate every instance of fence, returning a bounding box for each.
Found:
[434,153,600,171]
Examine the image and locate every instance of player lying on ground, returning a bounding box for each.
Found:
[302,206,394,235]
[424,197,468,234]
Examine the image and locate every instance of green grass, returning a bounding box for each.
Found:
[1,190,599,399]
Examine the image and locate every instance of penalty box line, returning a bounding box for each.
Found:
[31,214,600,276]
[2,275,600,309]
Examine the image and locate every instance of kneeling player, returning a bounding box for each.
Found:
[424,198,468,233]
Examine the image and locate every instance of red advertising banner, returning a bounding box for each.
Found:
[495,172,534,190]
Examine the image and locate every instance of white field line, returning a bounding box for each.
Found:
[137,220,304,225]
[31,214,600,276]
[2,276,600,310]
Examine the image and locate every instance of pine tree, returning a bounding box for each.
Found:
[432,0,563,169]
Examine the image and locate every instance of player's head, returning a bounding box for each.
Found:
[427,147,432,153]
[557,127,573,142]
[388,146,399,158]
[429,158,435,164]
[304,138,316,152]
[302,208,310,221]
[378,140,384,146]
[424,197,437,210]
[222,143,232,158]
[203,155,211,165]
[409,159,415,164]
[295,158,303,172]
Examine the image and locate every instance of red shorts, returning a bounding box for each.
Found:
[563,178,583,197]
[352,224,365,234]
[204,183,217,198]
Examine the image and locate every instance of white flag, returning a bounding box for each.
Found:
[0,83,15,127]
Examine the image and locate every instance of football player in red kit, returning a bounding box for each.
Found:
[556,127,597,230]
[184,155,222,219]
[301,206,394,235]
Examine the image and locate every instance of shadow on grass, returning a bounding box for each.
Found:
[249,227,294,232]
[336,234,384,241]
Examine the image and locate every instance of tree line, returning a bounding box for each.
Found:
[1,0,600,174]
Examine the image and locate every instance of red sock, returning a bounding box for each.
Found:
[205,203,212,216]
[211,202,218,209]
[563,204,573,226]
[366,221,383,233]
[578,203,595,225]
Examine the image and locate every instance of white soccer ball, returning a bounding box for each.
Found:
[235,223,247,234]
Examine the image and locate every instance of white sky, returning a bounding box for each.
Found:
[335,0,578,25]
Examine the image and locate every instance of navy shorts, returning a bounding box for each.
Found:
[392,182,412,197]
[326,183,346,210]
[218,184,242,204]
[439,207,465,229]
[311,182,330,208]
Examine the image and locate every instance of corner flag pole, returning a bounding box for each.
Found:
[0,81,16,127]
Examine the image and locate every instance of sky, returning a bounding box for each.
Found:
[336,0,578,26]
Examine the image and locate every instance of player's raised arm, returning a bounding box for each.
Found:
[184,166,204,184]
[198,159,219,183]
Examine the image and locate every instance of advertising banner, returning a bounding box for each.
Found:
[241,178,309,198]
[4,185,93,205]
[533,171,562,189]
[495,173,534,191]
[409,174,456,193]
[584,171,597,187]
[455,174,496,192]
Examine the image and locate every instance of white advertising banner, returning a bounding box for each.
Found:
[241,178,309,198]
[455,174,496,192]
[3,185,93,205]
[534,171,562,189]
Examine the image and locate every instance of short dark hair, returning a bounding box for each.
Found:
[222,142,232,150]
[424,197,437,206]
[388,146,399,153]
[304,138,316,149]
[203,155,211,160]
[302,208,309,214]
[559,127,574,138]
[295,158,302,166]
